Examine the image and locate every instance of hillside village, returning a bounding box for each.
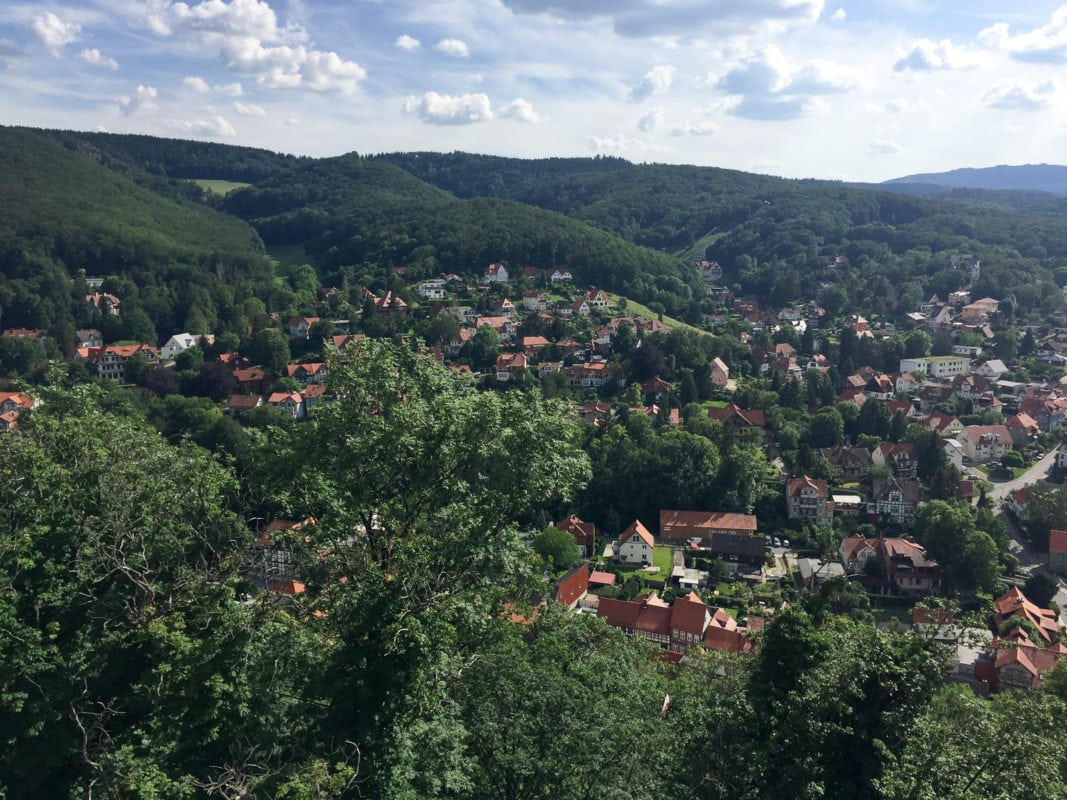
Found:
[2,249,1066,696]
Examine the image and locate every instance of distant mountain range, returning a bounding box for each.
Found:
[883,164,1067,195]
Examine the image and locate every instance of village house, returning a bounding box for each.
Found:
[481,262,509,284]
[1049,529,1067,576]
[1005,413,1040,448]
[522,289,546,312]
[871,442,918,479]
[285,362,328,384]
[160,332,199,361]
[959,425,1013,464]
[287,315,320,339]
[74,329,104,349]
[707,403,767,437]
[547,267,572,284]
[840,534,940,595]
[598,590,751,656]
[555,515,597,558]
[616,519,655,565]
[710,357,730,388]
[816,445,873,482]
[233,367,272,395]
[991,586,1061,646]
[81,344,159,381]
[416,280,447,300]
[868,477,921,527]
[554,564,589,609]
[495,352,528,381]
[86,292,121,315]
[267,391,306,419]
[786,475,833,527]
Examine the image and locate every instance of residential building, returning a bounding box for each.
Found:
[598,591,751,656]
[992,587,1061,645]
[554,564,589,609]
[160,332,200,361]
[287,316,320,338]
[959,425,1013,464]
[267,391,306,419]
[816,445,873,482]
[1049,529,1067,576]
[555,515,597,557]
[868,477,921,527]
[786,475,833,526]
[616,519,655,565]
[707,403,767,436]
[926,355,971,378]
[659,510,758,541]
[481,262,509,284]
[710,357,730,388]
[872,442,918,479]
[92,344,159,381]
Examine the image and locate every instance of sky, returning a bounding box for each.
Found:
[3,1,1067,181]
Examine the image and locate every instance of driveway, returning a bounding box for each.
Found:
[986,445,1060,504]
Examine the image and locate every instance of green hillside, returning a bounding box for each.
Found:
[0,126,276,342]
[377,151,1067,320]
[223,153,703,317]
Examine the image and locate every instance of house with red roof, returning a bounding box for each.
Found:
[285,362,328,384]
[597,590,751,656]
[1050,529,1067,576]
[707,403,767,436]
[555,515,597,557]
[554,563,589,609]
[871,442,918,479]
[959,425,1013,464]
[481,261,509,284]
[710,357,730,388]
[786,475,832,526]
[616,519,654,565]
[268,391,306,419]
[993,587,1061,645]
[287,316,320,339]
[495,352,528,381]
[90,344,158,381]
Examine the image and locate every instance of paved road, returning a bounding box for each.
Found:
[985,444,1060,503]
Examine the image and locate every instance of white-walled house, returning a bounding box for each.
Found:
[616,519,655,566]
[160,332,199,361]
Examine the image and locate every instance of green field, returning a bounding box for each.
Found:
[674,229,725,261]
[190,178,252,196]
[608,293,709,337]
[267,243,317,271]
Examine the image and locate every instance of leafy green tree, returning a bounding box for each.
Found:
[0,386,313,797]
[248,327,291,376]
[1023,483,1067,551]
[532,526,579,572]
[258,339,591,797]
[455,608,669,800]
[806,406,845,448]
[1024,571,1060,609]
[915,501,1001,595]
[467,324,501,369]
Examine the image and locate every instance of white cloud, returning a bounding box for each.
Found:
[868,139,902,154]
[499,97,541,123]
[500,0,823,39]
[629,65,675,102]
[285,116,300,125]
[150,0,365,93]
[395,34,420,52]
[983,77,1058,111]
[434,38,470,57]
[403,91,492,125]
[168,114,237,137]
[220,37,366,92]
[31,12,81,57]
[79,48,118,69]
[715,45,858,120]
[182,75,211,92]
[670,120,717,136]
[118,84,157,116]
[636,107,664,131]
[830,8,846,21]
[234,100,267,116]
[979,7,1067,64]
[215,81,243,96]
[893,38,976,72]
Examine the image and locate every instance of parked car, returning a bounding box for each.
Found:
[773,537,782,547]
[782,538,790,548]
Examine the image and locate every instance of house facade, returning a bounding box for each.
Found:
[786,476,833,527]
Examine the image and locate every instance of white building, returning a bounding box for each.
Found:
[926,356,971,379]
[616,519,655,566]
[160,332,199,361]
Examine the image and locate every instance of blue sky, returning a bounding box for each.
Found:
[2,1,1067,181]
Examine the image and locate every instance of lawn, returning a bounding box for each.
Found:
[618,545,674,580]
[607,293,710,337]
[267,243,317,270]
[189,178,251,196]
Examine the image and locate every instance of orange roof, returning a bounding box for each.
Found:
[670,591,708,637]
[1049,529,1067,556]
[589,570,616,586]
[619,519,654,546]
[787,475,827,498]
[702,624,752,654]
[993,587,1059,643]
[659,510,758,532]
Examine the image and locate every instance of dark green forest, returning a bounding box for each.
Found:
[2,341,1065,799]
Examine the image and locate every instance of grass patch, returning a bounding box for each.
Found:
[617,545,674,581]
[190,178,251,196]
[607,293,709,337]
[267,243,317,271]
[674,230,725,261]
[873,606,913,627]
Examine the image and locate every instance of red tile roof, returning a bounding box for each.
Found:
[671,591,708,637]
[619,519,654,547]
[1049,529,1067,556]
[659,510,758,533]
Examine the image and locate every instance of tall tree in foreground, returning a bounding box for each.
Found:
[259,339,591,797]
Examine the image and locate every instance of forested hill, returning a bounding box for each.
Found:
[0,126,276,346]
[221,153,704,317]
[884,163,1067,195]
[31,127,304,183]
[375,150,1067,318]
